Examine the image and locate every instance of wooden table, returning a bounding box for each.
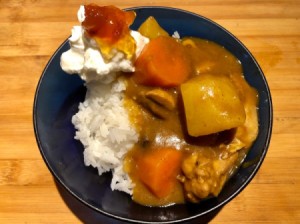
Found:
[1,0,299,223]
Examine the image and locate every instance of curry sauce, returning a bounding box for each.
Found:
[123,37,258,206]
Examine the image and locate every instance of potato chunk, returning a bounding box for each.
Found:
[180,74,246,136]
[138,16,169,39]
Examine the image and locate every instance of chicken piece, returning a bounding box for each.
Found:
[180,151,238,203]
[145,88,176,110]
[137,95,169,119]
[136,88,176,119]
[182,39,216,74]
[219,137,246,154]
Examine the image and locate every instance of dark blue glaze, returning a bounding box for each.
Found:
[33,7,272,223]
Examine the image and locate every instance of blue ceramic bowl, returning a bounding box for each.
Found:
[33,6,272,223]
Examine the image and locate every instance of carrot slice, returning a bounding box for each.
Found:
[136,147,183,198]
[133,36,191,87]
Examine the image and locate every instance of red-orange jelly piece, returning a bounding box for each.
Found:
[82,4,136,59]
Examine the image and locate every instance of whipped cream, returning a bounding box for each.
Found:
[60,6,149,83]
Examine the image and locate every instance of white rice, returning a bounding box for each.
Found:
[72,77,138,195]
[62,6,180,195]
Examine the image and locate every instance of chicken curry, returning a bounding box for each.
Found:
[122,16,258,206]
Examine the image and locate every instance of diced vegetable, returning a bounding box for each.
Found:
[133,36,191,87]
[180,74,246,136]
[138,16,169,39]
[136,147,183,198]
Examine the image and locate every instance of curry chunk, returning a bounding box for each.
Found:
[180,74,246,137]
[135,88,176,119]
[145,89,176,110]
[180,151,238,203]
[137,95,169,119]
[124,17,259,206]
[138,16,169,39]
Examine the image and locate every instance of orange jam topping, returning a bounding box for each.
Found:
[82,4,136,60]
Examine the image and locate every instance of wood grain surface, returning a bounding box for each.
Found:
[0,0,299,223]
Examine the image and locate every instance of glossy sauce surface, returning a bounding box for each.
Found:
[123,37,258,206]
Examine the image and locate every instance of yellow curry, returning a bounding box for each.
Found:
[122,16,258,206]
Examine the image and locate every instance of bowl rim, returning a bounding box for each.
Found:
[33,5,273,224]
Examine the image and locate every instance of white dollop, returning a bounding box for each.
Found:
[60,6,149,83]
[77,5,85,23]
[69,26,85,50]
[60,26,85,74]
[60,50,84,74]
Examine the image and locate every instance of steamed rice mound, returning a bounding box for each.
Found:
[60,4,147,196]
[72,78,138,194]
